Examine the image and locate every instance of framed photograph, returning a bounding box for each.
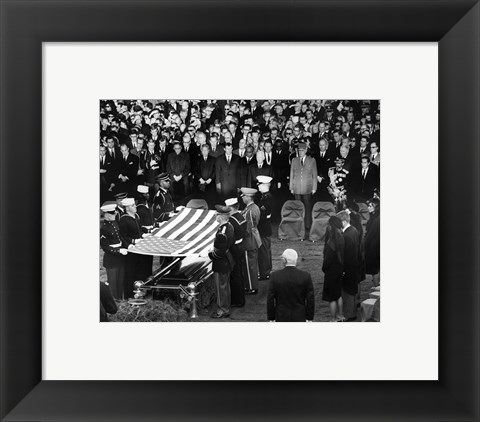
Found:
[1,0,479,421]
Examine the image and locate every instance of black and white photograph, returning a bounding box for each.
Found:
[99,99,381,322]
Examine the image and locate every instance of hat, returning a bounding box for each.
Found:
[137,185,149,194]
[156,172,170,182]
[132,105,142,112]
[120,198,135,207]
[215,205,231,215]
[329,216,343,230]
[240,187,257,197]
[225,198,238,206]
[256,175,272,184]
[297,142,307,150]
[100,202,117,213]
[334,158,345,164]
[114,192,128,200]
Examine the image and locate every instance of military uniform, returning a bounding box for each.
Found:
[153,187,174,223]
[242,201,261,292]
[100,220,126,299]
[118,213,144,299]
[228,211,247,306]
[208,221,235,315]
[257,192,273,279]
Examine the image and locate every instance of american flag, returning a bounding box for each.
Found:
[129,208,219,257]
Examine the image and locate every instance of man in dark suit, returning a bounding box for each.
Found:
[248,150,274,188]
[100,145,117,203]
[117,144,139,196]
[238,145,257,189]
[351,156,380,202]
[313,138,335,202]
[337,210,361,321]
[166,142,190,205]
[215,142,240,202]
[271,139,290,221]
[194,143,216,207]
[267,249,315,322]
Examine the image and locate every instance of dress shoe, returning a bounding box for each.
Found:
[231,303,245,308]
[259,275,270,281]
[245,289,258,295]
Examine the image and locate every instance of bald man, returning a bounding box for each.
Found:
[266,249,315,322]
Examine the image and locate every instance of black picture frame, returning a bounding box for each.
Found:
[1,0,479,420]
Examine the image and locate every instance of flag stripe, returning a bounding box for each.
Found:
[179,210,216,240]
[174,220,219,254]
[167,208,204,239]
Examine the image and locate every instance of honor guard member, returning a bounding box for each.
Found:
[225,197,247,307]
[100,202,128,300]
[136,185,154,279]
[240,187,261,294]
[153,172,175,224]
[208,205,235,319]
[118,198,149,299]
[114,192,128,223]
[256,176,274,280]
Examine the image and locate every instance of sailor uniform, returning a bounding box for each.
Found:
[153,187,174,223]
[228,211,247,306]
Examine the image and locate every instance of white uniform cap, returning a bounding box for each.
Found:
[256,175,272,184]
[120,198,135,206]
[100,203,117,212]
[137,185,149,194]
[225,198,238,206]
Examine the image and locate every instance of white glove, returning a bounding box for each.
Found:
[119,248,128,255]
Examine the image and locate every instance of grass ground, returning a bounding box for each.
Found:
[100,224,377,322]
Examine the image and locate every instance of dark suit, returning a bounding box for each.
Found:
[229,211,247,306]
[271,149,290,220]
[100,155,116,203]
[215,154,240,200]
[267,266,315,322]
[117,153,139,196]
[342,225,361,319]
[208,222,235,314]
[194,155,216,207]
[248,163,274,188]
[166,151,190,204]
[352,164,380,201]
[238,156,257,188]
[313,150,335,202]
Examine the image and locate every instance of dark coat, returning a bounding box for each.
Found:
[353,164,380,201]
[215,154,240,197]
[136,203,154,231]
[194,155,216,183]
[248,163,274,188]
[100,220,127,268]
[342,225,360,295]
[238,156,257,188]
[267,266,315,322]
[229,211,247,253]
[118,213,143,246]
[322,227,344,302]
[271,149,290,188]
[145,149,163,183]
[208,222,235,273]
[166,151,190,180]
[364,211,380,274]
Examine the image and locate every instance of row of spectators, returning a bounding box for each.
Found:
[100,99,380,221]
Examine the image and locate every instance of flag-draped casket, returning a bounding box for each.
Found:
[129,208,219,257]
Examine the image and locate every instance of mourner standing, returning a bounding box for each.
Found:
[100,202,128,300]
[208,205,235,319]
[256,176,273,280]
[225,197,247,307]
[241,187,261,294]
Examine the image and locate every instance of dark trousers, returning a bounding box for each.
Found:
[258,236,272,278]
[295,193,313,232]
[214,271,231,313]
[244,249,259,291]
[230,246,246,305]
[124,253,143,299]
[106,266,125,300]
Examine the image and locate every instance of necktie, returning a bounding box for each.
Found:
[321,152,324,158]
[227,155,230,164]
[302,158,304,166]
[362,169,366,179]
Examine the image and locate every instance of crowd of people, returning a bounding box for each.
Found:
[99,99,381,321]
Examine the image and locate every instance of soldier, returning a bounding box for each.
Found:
[118,198,148,299]
[136,185,154,279]
[225,197,247,307]
[153,172,175,224]
[256,176,273,280]
[241,187,261,295]
[113,192,127,223]
[100,202,128,300]
[208,205,235,319]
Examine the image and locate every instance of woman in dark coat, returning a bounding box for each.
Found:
[364,198,380,287]
[322,216,346,322]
